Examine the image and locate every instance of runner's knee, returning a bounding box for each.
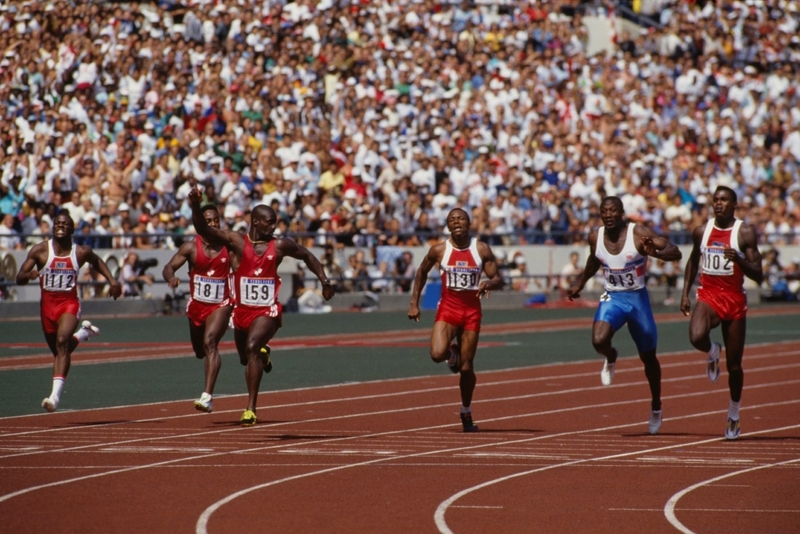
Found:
[430,346,448,362]
[591,333,610,350]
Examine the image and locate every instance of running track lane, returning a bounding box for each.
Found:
[0,342,798,533]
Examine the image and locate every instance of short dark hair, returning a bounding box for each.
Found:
[601,196,624,212]
[200,204,219,214]
[714,186,737,203]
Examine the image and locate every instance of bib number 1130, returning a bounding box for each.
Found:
[446,271,477,289]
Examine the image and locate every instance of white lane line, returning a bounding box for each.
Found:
[449,506,504,509]
[0,389,795,528]
[1,369,798,464]
[663,457,800,533]
[2,346,798,444]
[432,420,800,534]
[2,363,798,462]
[2,339,797,423]
[196,401,800,534]
[611,508,799,513]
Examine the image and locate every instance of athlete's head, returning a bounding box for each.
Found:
[201,204,221,230]
[600,196,625,230]
[446,208,471,237]
[53,211,75,238]
[711,186,737,220]
[251,204,277,238]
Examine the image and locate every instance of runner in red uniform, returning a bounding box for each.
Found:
[15,212,121,412]
[408,208,503,432]
[162,204,233,414]
[681,186,763,440]
[188,180,334,426]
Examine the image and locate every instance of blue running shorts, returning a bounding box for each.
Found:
[594,288,657,353]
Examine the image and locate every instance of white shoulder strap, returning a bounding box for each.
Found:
[595,226,606,257]
[468,237,480,265]
[441,239,453,267]
[731,219,743,252]
[700,219,715,248]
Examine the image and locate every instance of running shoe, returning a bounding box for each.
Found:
[447,343,460,374]
[240,409,257,426]
[601,359,615,386]
[648,410,662,435]
[41,397,57,413]
[725,417,740,440]
[707,342,721,383]
[260,345,272,374]
[194,393,212,413]
[460,412,479,432]
[74,320,100,342]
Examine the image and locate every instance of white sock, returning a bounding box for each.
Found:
[708,342,720,360]
[50,377,65,403]
[460,406,471,415]
[728,400,741,421]
[201,392,212,400]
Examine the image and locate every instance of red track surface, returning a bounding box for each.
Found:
[1,338,799,533]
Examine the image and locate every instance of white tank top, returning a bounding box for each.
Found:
[595,223,647,292]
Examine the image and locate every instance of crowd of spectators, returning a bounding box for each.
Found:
[1,0,800,289]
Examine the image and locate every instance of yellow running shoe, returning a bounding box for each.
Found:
[240,409,257,426]
[260,345,272,374]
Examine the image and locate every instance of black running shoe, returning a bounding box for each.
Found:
[260,345,272,374]
[460,412,479,432]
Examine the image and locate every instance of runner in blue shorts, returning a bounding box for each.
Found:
[568,197,682,434]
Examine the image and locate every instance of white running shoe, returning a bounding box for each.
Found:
[41,397,57,413]
[194,393,213,413]
[648,410,662,435]
[707,342,721,383]
[600,359,615,386]
[75,320,101,343]
[725,417,740,440]
[447,343,460,374]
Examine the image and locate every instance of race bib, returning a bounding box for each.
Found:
[240,277,276,307]
[603,265,645,291]
[702,247,734,276]
[192,275,227,304]
[444,268,481,291]
[42,269,77,292]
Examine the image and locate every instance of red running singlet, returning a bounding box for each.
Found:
[696,219,747,321]
[186,236,232,327]
[231,238,282,330]
[39,240,81,334]
[435,238,483,332]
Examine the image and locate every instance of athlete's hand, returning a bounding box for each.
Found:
[723,247,740,263]
[407,304,421,322]
[187,176,202,206]
[641,236,658,257]
[680,295,691,316]
[168,277,181,289]
[108,281,122,300]
[477,281,491,300]
[567,285,581,301]
[25,268,39,281]
[321,283,335,301]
